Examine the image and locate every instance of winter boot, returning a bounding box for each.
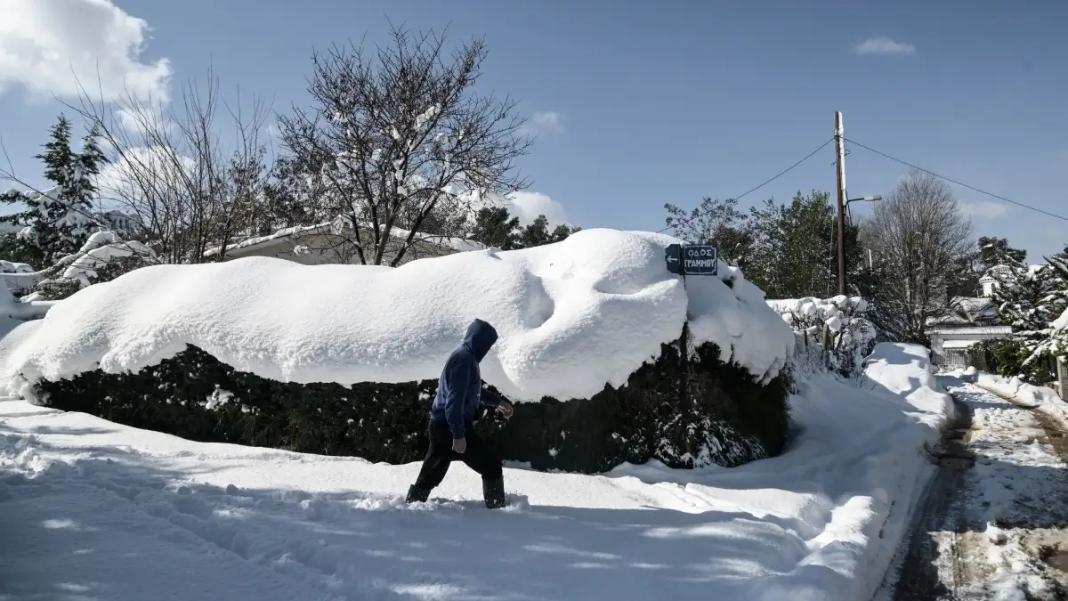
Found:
[406,484,430,503]
[483,477,506,509]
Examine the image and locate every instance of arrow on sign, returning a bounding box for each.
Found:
[665,244,683,275]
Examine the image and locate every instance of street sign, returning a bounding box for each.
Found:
[665,244,718,276]
[665,244,683,274]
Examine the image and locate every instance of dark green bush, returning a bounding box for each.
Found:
[36,339,790,473]
[968,338,1056,384]
[32,278,82,300]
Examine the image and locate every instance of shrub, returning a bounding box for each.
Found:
[35,339,790,473]
[969,338,1056,384]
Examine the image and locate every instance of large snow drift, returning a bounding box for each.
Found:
[2,229,792,401]
[0,343,953,600]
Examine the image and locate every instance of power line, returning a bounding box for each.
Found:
[659,137,834,233]
[732,138,834,203]
[844,136,1068,223]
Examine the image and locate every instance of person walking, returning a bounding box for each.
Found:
[406,318,514,508]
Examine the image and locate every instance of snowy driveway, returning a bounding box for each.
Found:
[880,378,1068,600]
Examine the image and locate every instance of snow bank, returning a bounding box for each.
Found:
[0,342,954,600]
[2,229,793,401]
[965,370,1068,433]
[865,343,956,419]
[754,342,953,599]
[973,372,1060,409]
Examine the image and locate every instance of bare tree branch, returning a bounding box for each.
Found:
[278,26,530,265]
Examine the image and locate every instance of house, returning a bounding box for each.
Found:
[925,296,1011,367]
[979,264,1014,297]
[204,217,484,266]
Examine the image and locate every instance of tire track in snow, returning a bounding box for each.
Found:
[878,380,1068,600]
[0,429,382,600]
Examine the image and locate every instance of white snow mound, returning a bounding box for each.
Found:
[2,229,793,401]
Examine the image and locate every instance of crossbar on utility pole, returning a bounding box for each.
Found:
[834,111,848,296]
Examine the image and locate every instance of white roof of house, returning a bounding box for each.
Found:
[203,223,328,258]
[204,221,485,259]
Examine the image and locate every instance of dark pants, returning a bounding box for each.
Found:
[414,419,502,491]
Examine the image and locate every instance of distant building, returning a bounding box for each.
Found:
[926,295,1010,367]
[979,264,1014,297]
[204,218,484,266]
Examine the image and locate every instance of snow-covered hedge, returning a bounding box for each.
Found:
[767,295,877,376]
[972,371,1060,408]
[3,229,792,401]
[36,337,789,471]
[4,229,796,471]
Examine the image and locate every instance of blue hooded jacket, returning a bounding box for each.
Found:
[430,319,502,439]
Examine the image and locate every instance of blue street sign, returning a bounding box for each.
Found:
[665,244,683,275]
[665,244,718,276]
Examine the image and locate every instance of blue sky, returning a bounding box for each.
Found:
[1,0,1066,259]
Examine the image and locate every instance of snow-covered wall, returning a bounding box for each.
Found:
[2,229,793,402]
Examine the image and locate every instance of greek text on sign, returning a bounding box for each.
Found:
[664,244,718,276]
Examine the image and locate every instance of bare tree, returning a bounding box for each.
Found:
[279,27,530,266]
[861,171,973,342]
[663,197,752,268]
[67,73,270,263]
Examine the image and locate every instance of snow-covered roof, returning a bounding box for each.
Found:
[924,325,1012,335]
[942,339,981,349]
[2,229,793,402]
[0,260,33,274]
[203,223,329,257]
[203,220,485,258]
[926,296,1002,327]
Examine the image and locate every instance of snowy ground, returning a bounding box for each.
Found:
[878,378,1068,600]
[0,343,951,601]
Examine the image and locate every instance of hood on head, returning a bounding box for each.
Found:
[463,318,498,362]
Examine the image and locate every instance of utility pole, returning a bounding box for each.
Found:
[834,111,848,296]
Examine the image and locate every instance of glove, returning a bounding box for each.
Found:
[452,438,467,454]
[496,400,515,419]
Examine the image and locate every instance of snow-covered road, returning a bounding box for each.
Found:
[879,378,1068,600]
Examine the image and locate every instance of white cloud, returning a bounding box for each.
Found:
[854,36,916,56]
[505,191,569,226]
[0,0,171,104]
[94,145,192,209]
[527,111,564,136]
[959,200,1009,219]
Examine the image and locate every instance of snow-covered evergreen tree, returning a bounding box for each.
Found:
[994,265,1062,334]
[1026,247,1068,364]
[993,260,1068,375]
[1044,247,1068,316]
[978,236,1026,270]
[0,116,107,265]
